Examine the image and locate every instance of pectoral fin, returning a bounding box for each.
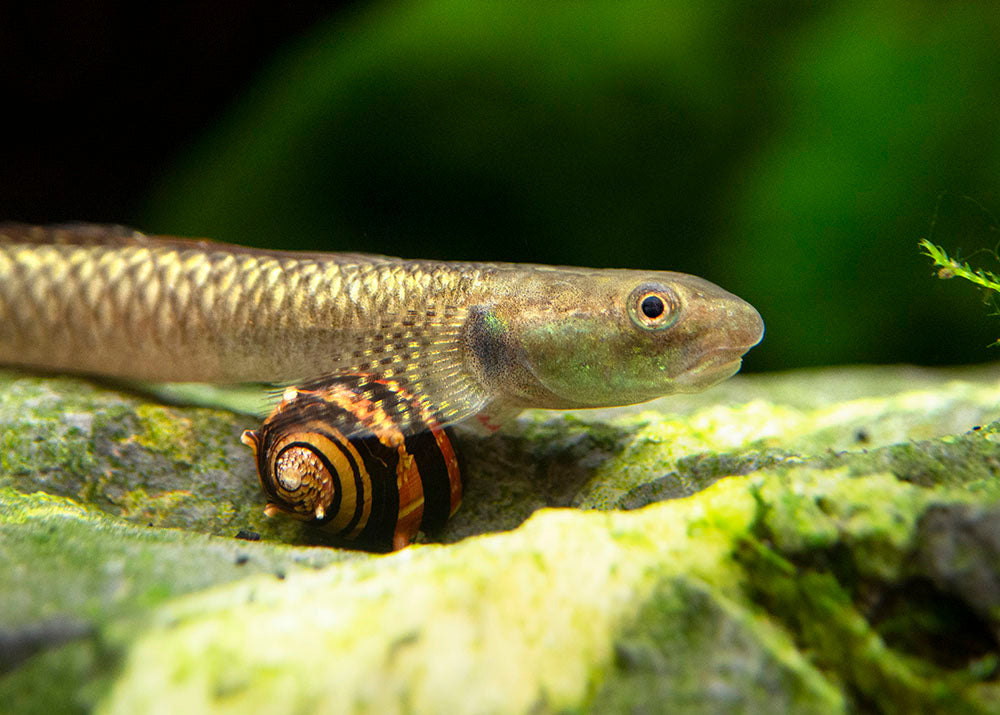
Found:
[275,303,492,440]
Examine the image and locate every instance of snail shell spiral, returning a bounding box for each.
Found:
[241,375,462,551]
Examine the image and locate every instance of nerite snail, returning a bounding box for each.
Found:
[241,375,462,551]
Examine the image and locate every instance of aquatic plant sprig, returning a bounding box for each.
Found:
[919,239,1000,292]
[920,238,1000,346]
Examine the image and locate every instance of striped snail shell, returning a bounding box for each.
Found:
[241,375,461,551]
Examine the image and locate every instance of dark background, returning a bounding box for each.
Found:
[3,1,1000,374]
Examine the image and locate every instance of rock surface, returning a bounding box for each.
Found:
[3,365,1000,712]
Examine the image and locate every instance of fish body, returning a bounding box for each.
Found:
[0,223,763,433]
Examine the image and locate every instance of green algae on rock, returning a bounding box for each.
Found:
[97,471,1000,713]
[0,488,362,711]
[3,364,1000,712]
[0,371,308,543]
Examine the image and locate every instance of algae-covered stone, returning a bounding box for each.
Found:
[99,486,795,714]
[3,364,1000,712]
[0,372,298,542]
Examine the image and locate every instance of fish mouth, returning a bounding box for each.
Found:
[673,304,764,391]
[673,348,747,391]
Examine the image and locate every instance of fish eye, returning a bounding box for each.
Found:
[641,295,665,318]
[628,283,680,331]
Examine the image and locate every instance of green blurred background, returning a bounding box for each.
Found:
[4,1,1000,373]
